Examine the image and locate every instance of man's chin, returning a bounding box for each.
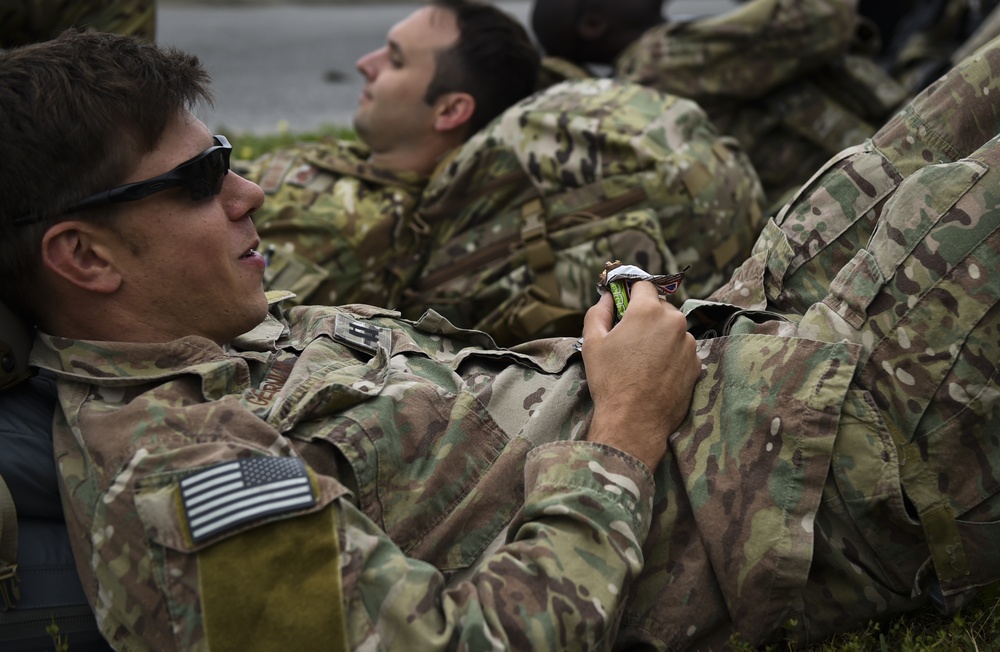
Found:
[223,297,272,344]
[352,115,371,143]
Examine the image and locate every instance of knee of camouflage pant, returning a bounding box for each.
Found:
[797,131,1000,372]
[732,37,1000,315]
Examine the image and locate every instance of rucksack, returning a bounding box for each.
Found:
[0,302,111,651]
[241,139,429,310]
[398,79,766,346]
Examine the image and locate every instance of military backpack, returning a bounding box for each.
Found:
[398,79,766,346]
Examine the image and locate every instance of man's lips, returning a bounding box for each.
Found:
[240,239,261,259]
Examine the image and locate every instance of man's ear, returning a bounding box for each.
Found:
[41,221,122,294]
[433,92,476,133]
[576,11,611,41]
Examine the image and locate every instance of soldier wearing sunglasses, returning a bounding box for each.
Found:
[0,28,699,651]
[3,27,1000,652]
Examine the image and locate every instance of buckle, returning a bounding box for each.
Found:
[0,563,20,610]
[520,199,546,242]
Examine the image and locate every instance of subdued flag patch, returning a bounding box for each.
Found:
[180,457,316,543]
[333,313,392,355]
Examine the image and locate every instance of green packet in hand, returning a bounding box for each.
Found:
[597,260,689,323]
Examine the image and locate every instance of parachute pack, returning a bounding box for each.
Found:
[398,79,766,346]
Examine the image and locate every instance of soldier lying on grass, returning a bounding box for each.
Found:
[243,0,767,345]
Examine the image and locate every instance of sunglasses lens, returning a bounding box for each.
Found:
[187,147,230,201]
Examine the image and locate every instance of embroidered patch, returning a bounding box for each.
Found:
[333,313,392,356]
[258,150,297,195]
[289,163,319,187]
[180,458,316,543]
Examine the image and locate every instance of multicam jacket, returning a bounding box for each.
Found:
[613,0,908,207]
[32,35,1000,652]
[35,303,654,651]
[0,0,156,46]
[240,140,428,308]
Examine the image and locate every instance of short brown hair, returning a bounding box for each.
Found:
[424,0,541,136]
[0,30,212,322]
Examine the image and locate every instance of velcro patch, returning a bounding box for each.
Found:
[259,150,298,194]
[333,313,392,356]
[180,457,316,543]
[288,163,319,188]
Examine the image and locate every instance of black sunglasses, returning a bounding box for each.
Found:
[13,135,232,226]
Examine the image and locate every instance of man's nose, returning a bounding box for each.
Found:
[225,172,265,220]
[355,48,383,81]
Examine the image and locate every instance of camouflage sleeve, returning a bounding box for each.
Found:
[76,435,653,650]
[616,0,857,101]
[339,441,655,650]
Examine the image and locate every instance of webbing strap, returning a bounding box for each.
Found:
[883,417,970,582]
[0,474,19,610]
[520,200,561,303]
[778,83,877,158]
[484,286,583,345]
[514,292,582,339]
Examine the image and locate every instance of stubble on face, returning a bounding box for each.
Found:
[112,112,269,344]
[352,7,460,155]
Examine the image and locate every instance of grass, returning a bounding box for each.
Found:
[224,124,1000,652]
[216,122,356,161]
[731,586,1000,651]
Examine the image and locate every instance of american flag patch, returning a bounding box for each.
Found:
[180,458,316,543]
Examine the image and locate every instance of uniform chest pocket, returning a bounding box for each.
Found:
[323,381,534,573]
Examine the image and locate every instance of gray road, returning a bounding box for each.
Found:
[157,1,737,135]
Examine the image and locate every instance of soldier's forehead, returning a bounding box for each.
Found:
[388,6,458,53]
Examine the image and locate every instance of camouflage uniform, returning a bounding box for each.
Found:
[244,81,765,347]
[610,0,908,208]
[240,140,428,308]
[0,0,156,46]
[36,300,653,651]
[878,0,1000,95]
[29,39,1000,652]
[623,35,1000,647]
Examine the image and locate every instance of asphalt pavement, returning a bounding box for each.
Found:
[157,1,737,135]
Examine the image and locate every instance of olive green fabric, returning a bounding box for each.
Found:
[200,507,348,652]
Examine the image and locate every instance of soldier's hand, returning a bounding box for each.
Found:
[581,281,700,471]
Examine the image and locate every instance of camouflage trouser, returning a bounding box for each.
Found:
[0,0,156,47]
[793,130,1000,643]
[614,38,1000,650]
